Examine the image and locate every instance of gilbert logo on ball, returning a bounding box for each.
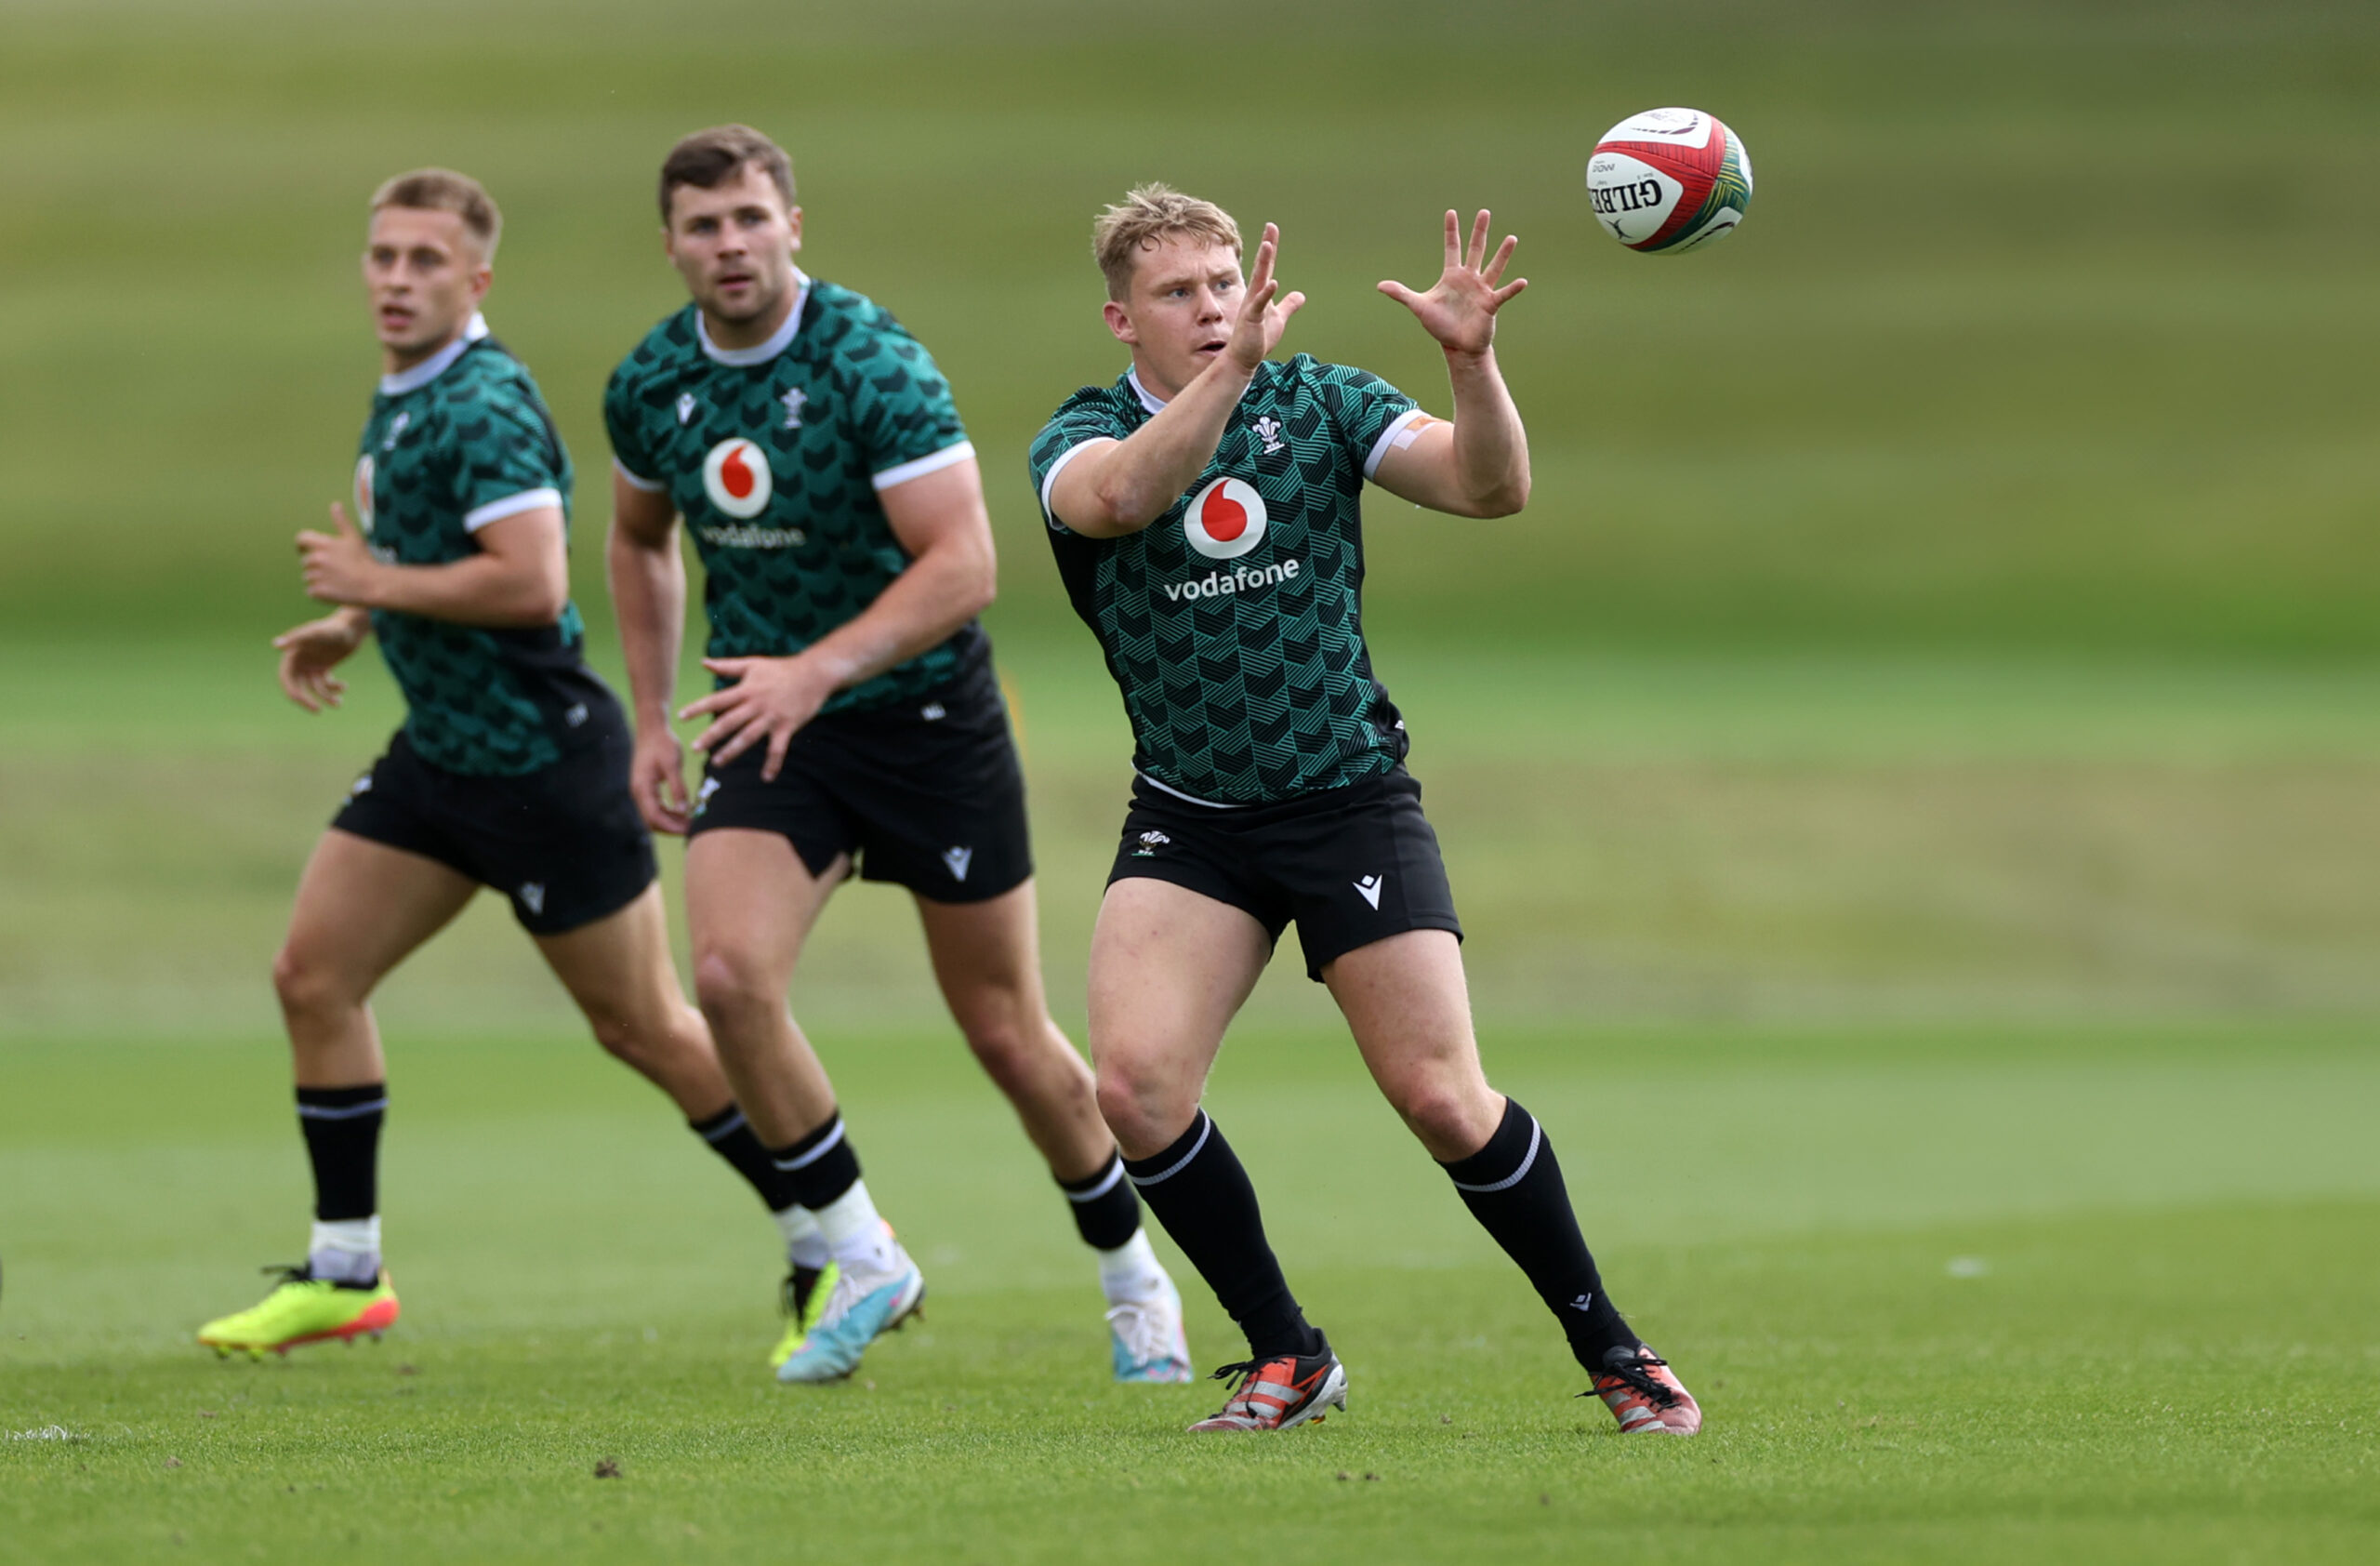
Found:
[701,437,774,518]
[1587,107,1754,254]
[1183,475,1268,560]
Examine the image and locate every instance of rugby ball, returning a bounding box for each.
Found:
[1587,107,1753,254]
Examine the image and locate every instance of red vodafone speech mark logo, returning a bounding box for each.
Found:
[1183,476,1266,559]
[702,438,774,519]
[721,446,757,499]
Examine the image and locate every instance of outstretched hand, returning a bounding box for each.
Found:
[271,610,366,712]
[1225,222,1306,372]
[1378,209,1527,357]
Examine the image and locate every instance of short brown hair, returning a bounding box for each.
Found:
[1092,183,1241,300]
[659,125,795,224]
[370,168,501,258]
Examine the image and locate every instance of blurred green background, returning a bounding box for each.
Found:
[4,6,2377,1559]
[2,0,2373,1040]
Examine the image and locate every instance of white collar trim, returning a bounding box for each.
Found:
[1126,366,1170,414]
[697,270,811,366]
[379,313,488,396]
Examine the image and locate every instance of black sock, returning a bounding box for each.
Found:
[1057,1151,1143,1251]
[769,1110,862,1212]
[1440,1097,1640,1367]
[296,1082,386,1222]
[690,1103,803,1214]
[1124,1110,1318,1360]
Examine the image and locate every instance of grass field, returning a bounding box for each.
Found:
[7,650,2378,1563]
[7,2,2380,1560]
[6,1027,2377,1563]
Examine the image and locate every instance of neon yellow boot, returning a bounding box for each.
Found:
[197,1267,400,1359]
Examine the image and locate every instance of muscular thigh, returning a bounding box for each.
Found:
[684,827,846,988]
[1089,877,1274,1082]
[284,828,479,995]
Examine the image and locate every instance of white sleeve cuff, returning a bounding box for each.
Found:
[462,486,563,532]
[870,439,976,492]
[1037,438,1115,531]
[612,457,666,493]
[1363,408,1435,482]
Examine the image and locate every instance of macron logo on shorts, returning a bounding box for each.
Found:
[942,846,973,883]
[1354,874,1384,909]
[518,883,546,916]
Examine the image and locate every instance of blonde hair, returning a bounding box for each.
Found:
[1092,183,1241,300]
[369,168,501,259]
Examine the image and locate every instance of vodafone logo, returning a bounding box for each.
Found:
[353,454,376,536]
[702,438,774,519]
[1183,476,1267,560]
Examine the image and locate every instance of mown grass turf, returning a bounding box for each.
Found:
[5,1,2378,654]
[4,1028,2376,1563]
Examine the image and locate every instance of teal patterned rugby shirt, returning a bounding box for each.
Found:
[1029,355,1430,804]
[604,275,986,711]
[351,317,588,776]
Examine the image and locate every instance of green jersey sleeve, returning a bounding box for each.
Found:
[839,330,971,488]
[448,386,570,531]
[1027,395,1135,535]
[601,365,664,491]
[1306,360,1425,482]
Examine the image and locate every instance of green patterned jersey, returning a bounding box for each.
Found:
[1030,355,1429,803]
[352,318,593,776]
[603,276,986,710]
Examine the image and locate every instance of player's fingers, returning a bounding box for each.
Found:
[1483,233,1518,285]
[709,714,763,767]
[1466,209,1492,272]
[1490,277,1529,307]
[328,501,361,539]
[1376,280,1421,309]
[760,724,793,784]
[676,689,734,721]
[1275,290,1307,323]
[1442,209,1461,268]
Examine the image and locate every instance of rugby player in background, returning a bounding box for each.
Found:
[198,171,803,1358]
[1029,186,1699,1435]
[605,127,1187,1386]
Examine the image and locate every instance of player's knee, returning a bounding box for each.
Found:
[580,1002,642,1064]
[271,944,350,1021]
[961,1020,1035,1092]
[691,947,774,1025]
[1093,1059,1182,1149]
[1389,1076,1491,1154]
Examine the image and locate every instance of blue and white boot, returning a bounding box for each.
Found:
[1106,1273,1193,1384]
[775,1240,924,1384]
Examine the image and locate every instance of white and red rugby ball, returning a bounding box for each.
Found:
[1586,107,1754,254]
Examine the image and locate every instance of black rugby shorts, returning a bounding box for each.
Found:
[330,697,657,936]
[685,657,1034,904]
[1107,766,1462,981]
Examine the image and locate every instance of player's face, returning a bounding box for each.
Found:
[362,207,490,368]
[665,164,803,327]
[1105,238,1244,399]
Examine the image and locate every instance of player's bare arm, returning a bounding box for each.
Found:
[1369,209,1531,518]
[1048,223,1304,537]
[607,471,694,832]
[296,498,570,627]
[678,455,998,780]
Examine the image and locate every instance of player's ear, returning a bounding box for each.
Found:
[786,206,803,254]
[1103,299,1135,346]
